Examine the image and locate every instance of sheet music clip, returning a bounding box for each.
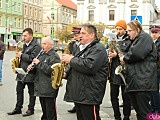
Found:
[15,68,26,75]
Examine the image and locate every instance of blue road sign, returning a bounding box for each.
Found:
[131,15,142,24]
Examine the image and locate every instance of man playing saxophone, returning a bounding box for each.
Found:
[107,20,131,120]
[63,26,81,113]
[29,36,60,120]
[7,28,42,116]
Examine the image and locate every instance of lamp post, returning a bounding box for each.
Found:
[4,4,15,49]
[51,0,54,40]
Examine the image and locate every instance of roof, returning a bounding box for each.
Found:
[56,0,77,10]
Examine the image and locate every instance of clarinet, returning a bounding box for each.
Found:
[21,49,43,83]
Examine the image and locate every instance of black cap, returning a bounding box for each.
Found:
[72,27,81,35]
[150,25,160,32]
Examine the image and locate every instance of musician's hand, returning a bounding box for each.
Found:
[109,50,117,58]
[15,52,22,58]
[61,54,74,64]
[63,72,67,78]
[32,58,40,65]
[27,64,33,72]
[120,56,125,63]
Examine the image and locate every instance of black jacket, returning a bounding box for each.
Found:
[68,39,108,105]
[108,32,131,85]
[34,49,60,97]
[124,30,157,92]
[16,39,41,82]
[155,36,160,78]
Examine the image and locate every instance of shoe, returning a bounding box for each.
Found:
[67,106,76,113]
[22,109,34,117]
[115,118,122,120]
[7,109,22,115]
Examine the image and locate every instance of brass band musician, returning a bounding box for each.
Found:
[7,28,42,116]
[106,20,131,120]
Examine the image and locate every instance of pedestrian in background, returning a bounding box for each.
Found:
[107,20,131,120]
[0,38,5,86]
[29,36,60,120]
[150,25,160,113]
[120,20,157,120]
[62,23,108,120]
[7,28,42,116]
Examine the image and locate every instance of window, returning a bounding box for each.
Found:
[30,7,32,16]
[14,2,17,12]
[131,0,137,2]
[24,6,27,15]
[131,10,137,16]
[6,0,9,7]
[14,18,17,28]
[89,10,94,21]
[109,10,115,21]
[109,0,115,2]
[18,3,21,12]
[89,0,94,3]
[0,16,1,26]
[18,19,21,28]
[0,0,2,8]
[34,8,37,17]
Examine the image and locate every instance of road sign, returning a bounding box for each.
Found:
[131,15,142,24]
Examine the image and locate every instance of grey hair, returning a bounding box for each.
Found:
[42,36,54,45]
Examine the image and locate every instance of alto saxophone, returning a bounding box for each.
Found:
[115,43,126,85]
[10,40,24,73]
[51,40,76,89]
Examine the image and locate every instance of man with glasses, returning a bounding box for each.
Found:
[150,25,160,113]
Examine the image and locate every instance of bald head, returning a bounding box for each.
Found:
[41,36,54,52]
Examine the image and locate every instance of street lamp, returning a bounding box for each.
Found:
[51,0,54,40]
[5,4,16,49]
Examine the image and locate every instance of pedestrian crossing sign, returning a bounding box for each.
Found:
[130,15,142,24]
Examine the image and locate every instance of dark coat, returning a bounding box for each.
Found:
[0,40,5,60]
[124,30,157,92]
[16,39,42,82]
[64,41,79,102]
[68,39,108,105]
[34,49,60,97]
[109,32,131,85]
[155,36,160,77]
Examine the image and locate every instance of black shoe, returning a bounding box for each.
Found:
[115,118,122,120]
[7,109,22,115]
[67,106,76,113]
[22,109,34,117]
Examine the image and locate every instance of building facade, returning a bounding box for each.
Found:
[43,0,77,37]
[0,0,23,45]
[77,0,158,32]
[23,0,43,43]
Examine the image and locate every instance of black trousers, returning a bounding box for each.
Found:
[75,103,101,120]
[110,83,131,119]
[128,91,151,120]
[39,97,57,120]
[15,81,36,111]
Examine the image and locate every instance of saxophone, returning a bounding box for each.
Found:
[114,43,126,85]
[10,40,24,73]
[51,40,76,89]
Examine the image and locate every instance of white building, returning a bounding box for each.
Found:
[77,0,158,32]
